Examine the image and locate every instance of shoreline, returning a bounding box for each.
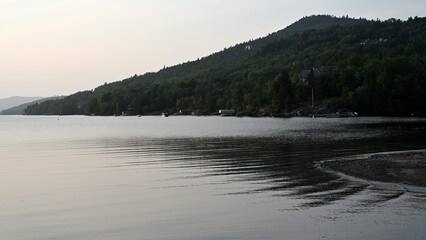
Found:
[320,151,426,187]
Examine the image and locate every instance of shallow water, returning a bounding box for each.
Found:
[1,116,425,240]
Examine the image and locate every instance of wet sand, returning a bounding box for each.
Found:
[320,151,426,187]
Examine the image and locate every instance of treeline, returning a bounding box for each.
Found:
[25,16,426,116]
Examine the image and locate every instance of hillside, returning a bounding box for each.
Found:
[0,96,64,115]
[93,15,367,92]
[25,15,426,116]
[0,96,43,111]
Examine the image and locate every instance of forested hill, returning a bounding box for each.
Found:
[93,15,368,92]
[25,15,426,116]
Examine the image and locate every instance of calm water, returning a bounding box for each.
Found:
[1,116,425,240]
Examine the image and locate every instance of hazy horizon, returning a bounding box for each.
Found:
[1,0,425,98]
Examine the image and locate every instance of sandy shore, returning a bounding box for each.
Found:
[320,151,426,187]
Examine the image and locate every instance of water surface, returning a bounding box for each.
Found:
[1,116,425,240]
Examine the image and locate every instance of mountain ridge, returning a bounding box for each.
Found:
[0,96,64,115]
[95,15,368,92]
[25,15,426,116]
[0,96,43,111]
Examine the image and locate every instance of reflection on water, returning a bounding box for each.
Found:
[95,135,426,208]
[1,116,425,240]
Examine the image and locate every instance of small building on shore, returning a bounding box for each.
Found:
[301,66,325,82]
[337,109,357,117]
[219,109,235,117]
[178,109,193,115]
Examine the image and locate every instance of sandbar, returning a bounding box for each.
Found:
[320,151,426,187]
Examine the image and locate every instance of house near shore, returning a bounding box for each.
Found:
[219,109,235,117]
[337,109,357,117]
[178,109,193,115]
[121,107,135,116]
[301,66,325,82]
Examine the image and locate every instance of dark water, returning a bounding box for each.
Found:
[1,116,425,239]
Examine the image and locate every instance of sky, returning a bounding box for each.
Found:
[1,0,425,98]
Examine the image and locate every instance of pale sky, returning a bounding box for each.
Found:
[1,0,425,98]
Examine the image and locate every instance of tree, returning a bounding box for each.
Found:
[269,69,292,109]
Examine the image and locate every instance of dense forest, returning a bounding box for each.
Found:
[25,15,426,116]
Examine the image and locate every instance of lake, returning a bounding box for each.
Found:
[1,116,425,240]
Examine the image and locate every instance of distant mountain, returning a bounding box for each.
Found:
[0,96,43,111]
[0,96,65,115]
